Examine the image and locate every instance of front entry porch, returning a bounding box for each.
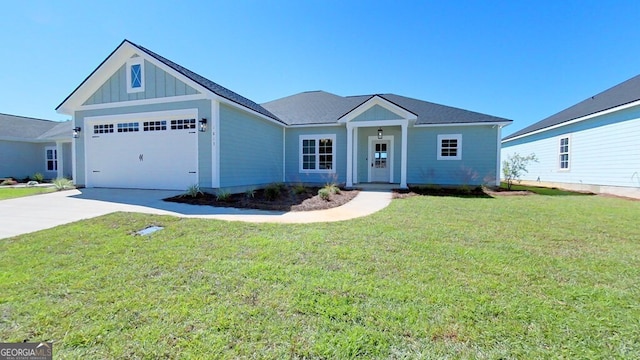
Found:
[345,122,409,189]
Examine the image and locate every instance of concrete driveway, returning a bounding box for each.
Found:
[0,188,392,240]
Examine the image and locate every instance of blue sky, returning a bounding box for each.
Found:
[1,0,639,136]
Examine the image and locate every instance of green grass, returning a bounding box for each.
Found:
[1,194,639,358]
[0,186,55,200]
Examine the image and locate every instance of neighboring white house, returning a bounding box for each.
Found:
[502,74,640,198]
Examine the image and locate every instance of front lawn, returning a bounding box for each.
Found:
[1,194,639,358]
[0,186,55,200]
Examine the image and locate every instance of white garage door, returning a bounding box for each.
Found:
[85,117,198,190]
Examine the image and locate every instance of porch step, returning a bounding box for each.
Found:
[350,183,401,191]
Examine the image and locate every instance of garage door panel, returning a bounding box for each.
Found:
[86,118,198,190]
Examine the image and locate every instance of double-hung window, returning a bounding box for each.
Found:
[437,134,462,160]
[126,58,145,93]
[559,137,570,170]
[299,135,336,172]
[45,146,57,172]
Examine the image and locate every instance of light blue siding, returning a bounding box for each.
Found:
[407,125,499,186]
[0,141,61,179]
[83,60,199,105]
[219,104,284,189]
[352,105,403,122]
[502,105,640,187]
[284,126,346,185]
[74,99,212,187]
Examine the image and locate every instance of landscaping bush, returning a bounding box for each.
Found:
[53,178,75,191]
[264,183,284,201]
[184,184,203,198]
[216,190,231,202]
[33,172,44,182]
[318,187,331,201]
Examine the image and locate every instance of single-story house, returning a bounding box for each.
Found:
[56,39,512,192]
[0,113,72,180]
[501,74,640,197]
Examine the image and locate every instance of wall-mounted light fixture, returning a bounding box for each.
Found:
[72,127,82,138]
[199,118,208,132]
[377,127,383,139]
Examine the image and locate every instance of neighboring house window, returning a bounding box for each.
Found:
[437,134,462,160]
[559,137,570,169]
[45,147,57,172]
[126,58,145,93]
[299,135,336,172]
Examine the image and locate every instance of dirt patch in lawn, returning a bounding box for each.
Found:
[165,186,359,212]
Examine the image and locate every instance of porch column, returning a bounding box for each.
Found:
[400,122,408,188]
[56,141,64,179]
[346,124,353,187]
[353,127,358,184]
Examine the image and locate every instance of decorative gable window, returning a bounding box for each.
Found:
[126,58,145,93]
[299,135,336,173]
[45,146,57,172]
[559,137,570,169]
[437,134,462,160]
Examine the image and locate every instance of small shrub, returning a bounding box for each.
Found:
[216,190,231,202]
[53,178,75,191]
[292,183,307,195]
[318,187,331,201]
[184,184,203,198]
[0,179,17,186]
[33,173,44,182]
[324,183,341,195]
[264,183,283,201]
[245,188,256,199]
[502,153,538,190]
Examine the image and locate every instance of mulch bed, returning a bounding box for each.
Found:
[392,186,535,199]
[165,187,359,211]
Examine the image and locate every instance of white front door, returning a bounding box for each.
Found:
[370,140,390,182]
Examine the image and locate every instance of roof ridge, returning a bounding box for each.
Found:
[128,41,283,124]
[0,113,56,122]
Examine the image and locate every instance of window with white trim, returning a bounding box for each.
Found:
[299,135,336,172]
[437,134,462,160]
[45,146,57,172]
[559,137,570,169]
[126,58,145,93]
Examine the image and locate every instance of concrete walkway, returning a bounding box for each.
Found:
[0,188,393,240]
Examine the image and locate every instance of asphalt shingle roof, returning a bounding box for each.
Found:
[262,91,512,126]
[128,41,283,124]
[504,74,640,141]
[0,113,61,140]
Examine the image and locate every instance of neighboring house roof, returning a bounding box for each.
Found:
[262,91,512,126]
[504,74,640,141]
[38,121,73,141]
[0,113,67,141]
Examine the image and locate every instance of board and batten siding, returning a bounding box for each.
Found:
[407,125,500,186]
[502,105,640,188]
[83,60,199,105]
[218,104,284,189]
[73,99,212,187]
[284,126,346,185]
[352,105,403,122]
